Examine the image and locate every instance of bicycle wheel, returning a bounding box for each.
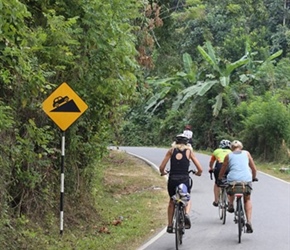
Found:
[237,198,243,243]
[178,209,185,244]
[221,188,227,224]
[174,206,181,250]
[218,189,223,220]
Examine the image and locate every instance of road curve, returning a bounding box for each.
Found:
[120,146,290,250]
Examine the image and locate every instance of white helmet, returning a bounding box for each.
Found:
[219,139,231,149]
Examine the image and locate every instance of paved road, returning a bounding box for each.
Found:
[120,146,290,250]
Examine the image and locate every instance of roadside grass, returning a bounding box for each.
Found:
[88,150,168,250]
[1,150,168,250]
[52,149,168,250]
[256,161,290,182]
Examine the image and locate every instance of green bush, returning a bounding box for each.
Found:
[238,93,290,161]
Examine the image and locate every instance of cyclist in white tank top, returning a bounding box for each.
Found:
[183,125,193,145]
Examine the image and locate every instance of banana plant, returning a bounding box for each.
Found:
[145,52,198,113]
[189,41,282,116]
[145,41,282,117]
[189,41,249,116]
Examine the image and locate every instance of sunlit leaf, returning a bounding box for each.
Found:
[212,93,223,116]
[180,84,201,104]
[145,87,171,112]
[197,44,220,73]
[225,58,249,76]
[265,50,282,63]
[183,53,193,74]
[172,93,184,111]
[219,76,229,87]
[197,80,218,96]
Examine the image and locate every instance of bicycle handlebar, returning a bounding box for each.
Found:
[161,169,196,176]
[209,169,213,180]
[188,169,196,175]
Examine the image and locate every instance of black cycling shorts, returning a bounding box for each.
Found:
[213,162,227,184]
[168,175,190,198]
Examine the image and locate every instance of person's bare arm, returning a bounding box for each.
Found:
[209,155,216,171]
[159,149,172,175]
[218,155,229,179]
[247,151,257,180]
[190,151,203,176]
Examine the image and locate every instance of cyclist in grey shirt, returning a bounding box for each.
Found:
[218,140,257,233]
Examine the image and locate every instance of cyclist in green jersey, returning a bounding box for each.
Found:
[209,139,231,207]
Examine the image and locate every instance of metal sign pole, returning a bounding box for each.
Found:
[60,131,65,235]
[42,82,88,234]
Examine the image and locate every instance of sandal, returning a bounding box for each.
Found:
[246,223,253,233]
[184,213,191,229]
[212,201,218,207]
[227,204,234,213]
[167,226,173,233]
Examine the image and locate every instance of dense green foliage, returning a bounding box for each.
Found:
[121,0,290,163]
[0,0,142,247]
[238,93,290,161]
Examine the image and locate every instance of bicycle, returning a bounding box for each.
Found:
[209,171,228,224]
[163,170,195,250]
[227,178,258,243]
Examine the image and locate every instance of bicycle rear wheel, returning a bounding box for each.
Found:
[174,206,182,250]
[218,188,227,224]
[219,193,224,220]
[221,188,227,224]
[237,198,243,243]
[179,209,185,244]
[218,189,223,220]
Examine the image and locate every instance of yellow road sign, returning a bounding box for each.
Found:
[42,82,88,131]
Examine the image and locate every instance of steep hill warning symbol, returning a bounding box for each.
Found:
[42,82,88,131]
[50,96,80,112]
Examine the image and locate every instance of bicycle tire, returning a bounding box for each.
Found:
[222,188,227,224]
[175,205,181,250]
[189,176,193,189]
[237,198,243,243]
[218,187,227,223]
[179,209,185,245]
[218,189,223,220]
